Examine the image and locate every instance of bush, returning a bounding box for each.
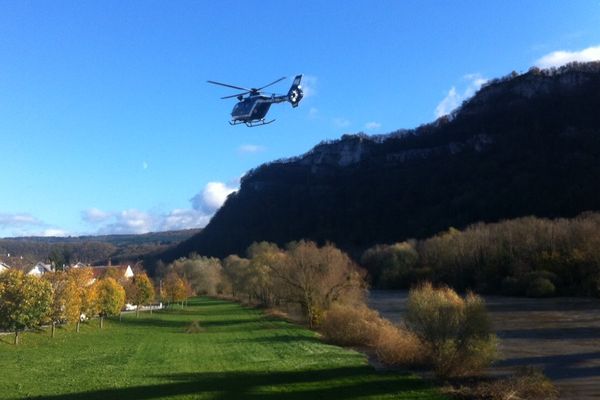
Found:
[455,367,558,400]
[526,277,556,297]
[321,304,425,367]
[320,304,382,347]
[373,322,425,367]
[184,320,204,333]
[405,282,497,378]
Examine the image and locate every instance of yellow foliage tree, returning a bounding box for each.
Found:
[0,270,53,344]
[43,271,81,337]
[95,277,126,329]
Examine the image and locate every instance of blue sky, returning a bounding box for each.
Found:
[1,0,599,237]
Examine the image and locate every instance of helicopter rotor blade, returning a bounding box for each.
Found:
[207,80,252,92]
[256,76,286,91]
[221,92,249,99]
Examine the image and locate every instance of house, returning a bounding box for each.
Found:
[67,262,88,270]
[27,262,53,277]
[89,264,135,283]
[0,262,10,274]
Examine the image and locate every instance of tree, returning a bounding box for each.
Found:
[162,272,187,306]
[272,241,366,328]
[0,270,53,344]
[405,282,497,378]
[246,242,284,306]
[222,255,250,298]
[43,271,81,337]
[67,267,97,332]
[95,277,126,328]
[126,273,155,317]
[169,255,223,296]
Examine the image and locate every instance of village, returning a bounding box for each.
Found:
[0,259,134,281]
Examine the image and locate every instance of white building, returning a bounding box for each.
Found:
[0,262,10,274]
[27,262,53,277]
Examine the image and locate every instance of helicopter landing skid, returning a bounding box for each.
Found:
[229,119,275,128]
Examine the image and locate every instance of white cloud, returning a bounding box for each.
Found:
[238,144,265,154]
[300,75,317,98]
[96,209,155,235]
[536,45,600,68]
[41,228,69,237]
[142,161,148,170]
[0,213,43,228]
[191,181,237,214]
[160,209,211,231]
[365,121,382,130]
[332,117,351,128]
[435,73,488,118]
[82,208,113,223]
[80,181,239,235]
[435,87,460,118]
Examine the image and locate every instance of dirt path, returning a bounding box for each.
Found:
[369,290,600,400]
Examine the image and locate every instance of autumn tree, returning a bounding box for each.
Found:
[222,255,251,299]
[246,242,287,307]
[95,277,126,328]
[0,270,53,344]
[43,271,81,337]
[126,273,155,317]
[67,267,97,332]
[272,241,366,328]
[162,272,187,307]
[169,255,223,296]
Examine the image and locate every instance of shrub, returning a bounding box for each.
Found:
[457,367,558,400]
[185,320,204,333]
[526,277,556,297]
[405,282,497,378]
[321,303,425,367]
[373,322,425,367]
[320,304,382,347]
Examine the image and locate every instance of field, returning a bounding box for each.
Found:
[369,290,600,400]
[0,298,444,400]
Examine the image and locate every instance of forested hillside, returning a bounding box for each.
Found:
[0,229,200,268]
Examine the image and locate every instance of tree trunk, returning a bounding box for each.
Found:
[14,330,19,345]
[100,316,104,329]
[136,305,139,318]
[51,322,56,338]
[76,320,81,333]
[150,307,153,315]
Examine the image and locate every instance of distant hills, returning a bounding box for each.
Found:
[157,62,600,263]
[0,229,200,269]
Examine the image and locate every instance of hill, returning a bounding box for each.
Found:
[0,229,200,269]
[160,62,600,262]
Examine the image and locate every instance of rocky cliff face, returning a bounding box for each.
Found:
[159,62,600,262]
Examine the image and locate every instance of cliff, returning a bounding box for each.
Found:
[158,62,600,262]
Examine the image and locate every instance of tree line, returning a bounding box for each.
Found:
[0,266,189,344]
[157,240,366,328]
[362,212,600,297]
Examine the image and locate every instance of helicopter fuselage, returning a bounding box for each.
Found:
[231,94,287,125]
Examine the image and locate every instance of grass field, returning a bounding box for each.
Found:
[0,298,445,400]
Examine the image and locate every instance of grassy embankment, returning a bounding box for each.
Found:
[0,298,445,400]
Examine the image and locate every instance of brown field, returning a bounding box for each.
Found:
[369,290,600,400]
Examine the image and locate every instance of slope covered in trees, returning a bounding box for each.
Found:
[0,229,200,269]
[160,62,600,262]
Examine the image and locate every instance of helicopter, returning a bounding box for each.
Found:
[207,75,303,127]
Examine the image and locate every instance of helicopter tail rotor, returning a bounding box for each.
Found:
[287,74,304,107]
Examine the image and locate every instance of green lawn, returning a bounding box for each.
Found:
[0,298,445,399]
